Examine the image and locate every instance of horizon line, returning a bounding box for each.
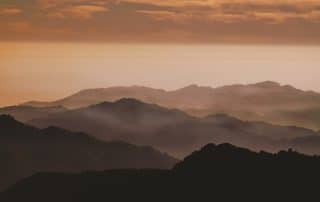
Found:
[13,80,318,107]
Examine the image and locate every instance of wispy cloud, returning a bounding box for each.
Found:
[1,0,320,43]
[49,5,109,19]
[0,7,22,15]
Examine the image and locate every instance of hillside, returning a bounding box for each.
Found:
[2,143,320,202]
[22,82,320,130]
[0,115,177,191]
[28,99,320,158]
[0,105,66,122]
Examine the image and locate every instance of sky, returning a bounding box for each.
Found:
[1,0,320,43]
[1,42,320,107]
[1,1,320,106]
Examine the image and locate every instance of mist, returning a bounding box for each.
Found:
[1,42,320,106]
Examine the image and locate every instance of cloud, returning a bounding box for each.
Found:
[136,10,190,22]
[8,21,31,32]
[60,5,109,19]
[0,8,22,15]
[1,0,320,43]
[34,0,109,19]
[132,0,320,23]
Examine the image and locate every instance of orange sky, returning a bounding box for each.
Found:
[1,1,320,106]
[1,0,320,43]
[1,42,320,107]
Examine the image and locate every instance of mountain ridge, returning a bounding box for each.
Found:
[19,81,320,130]
[27,99,320,158]
[23,81,317,107]
[0,115,177,191]
[2,142,320,202]
[0,105,66,123]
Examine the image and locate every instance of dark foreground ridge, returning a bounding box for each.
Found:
[2,143,320,201]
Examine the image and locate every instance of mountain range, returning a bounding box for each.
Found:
[2,143,320,202]
[20,81,320,130]
[0,115,176,191]
[0,105,67,122]
[25,98,320,158]
[2,81,320,194]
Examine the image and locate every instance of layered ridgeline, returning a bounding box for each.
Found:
[27,99,320,158]
[0,105,67,122]
[2,143,320,202]
[20,81,320,130]
[0,115,177,191]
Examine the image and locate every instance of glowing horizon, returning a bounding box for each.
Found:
[1,42,320,107]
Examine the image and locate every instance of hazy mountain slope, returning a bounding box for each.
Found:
[23,86,168,109]
[29,98,190,142]
[22,81,320,130]
[204,114,316,140]
[181,82,320,129]
[0,115,177,191]
[28,99,320,158]
[149,115,319,157]
[2,143,320,202]
[0,105,66,122]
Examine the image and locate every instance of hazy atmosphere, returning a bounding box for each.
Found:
[1,42,320,107]
[1,1,320,200]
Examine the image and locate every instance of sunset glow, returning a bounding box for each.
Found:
[1,0,320,43]
[1,1,320,105]
[1,42,320,107]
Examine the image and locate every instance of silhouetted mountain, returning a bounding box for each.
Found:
[0,105,66,122]
[28,99,320,158]
[22,82,320,130]
[174,143,309,172]
[0,115,177,191]
[2,143,320,202]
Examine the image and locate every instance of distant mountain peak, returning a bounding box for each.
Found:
[180,84,213,90]
[205,114,243,126]
[184,84,200,88]
[206,113,237,120]
[249,81,304,93]
[252,81,281,88]
[115,98,145,105]
[93,98,148,109]
[75,85,165,95]
[175,84,213,94]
